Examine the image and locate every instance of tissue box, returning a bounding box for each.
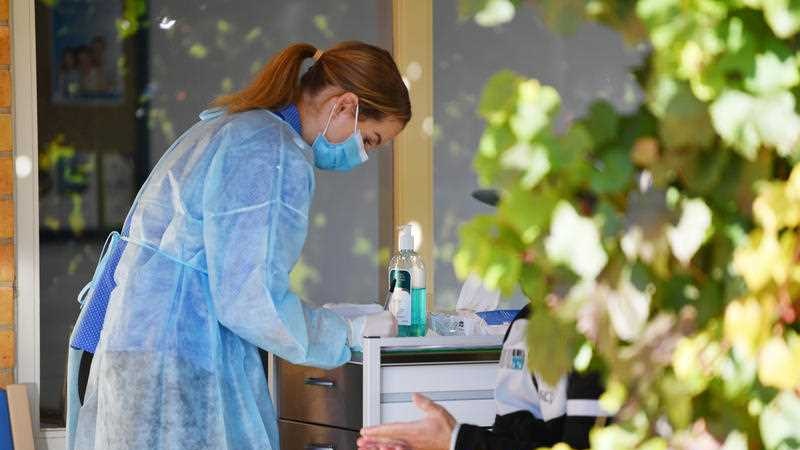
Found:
[475,309,520,335]
[475,309,520,325]
[430,309,521,336]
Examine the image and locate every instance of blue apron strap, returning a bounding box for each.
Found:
[75,231,118,306]
[70,231,124,353]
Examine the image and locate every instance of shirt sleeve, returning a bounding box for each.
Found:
[454,408,569,450]
[449,424,461,450]
[454,423,556,450]
[202,124,351,369]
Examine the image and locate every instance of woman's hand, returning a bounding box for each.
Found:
[358,394,456,450]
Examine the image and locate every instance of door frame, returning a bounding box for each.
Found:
[12,0,48,446]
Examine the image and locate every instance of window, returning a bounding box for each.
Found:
[431,2,645,309]
[35,0,391,426]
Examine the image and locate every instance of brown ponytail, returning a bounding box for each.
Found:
[213,43,316,113]
[214,41,411,125]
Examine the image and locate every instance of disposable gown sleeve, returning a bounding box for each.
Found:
[202,123,351,368]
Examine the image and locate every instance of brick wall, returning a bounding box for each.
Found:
[0,0,14,389]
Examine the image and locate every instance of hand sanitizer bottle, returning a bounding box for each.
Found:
[387,224,427,337]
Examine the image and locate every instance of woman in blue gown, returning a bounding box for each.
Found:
[66,41,410,450]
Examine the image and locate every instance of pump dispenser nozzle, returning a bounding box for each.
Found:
[398,224,414,251]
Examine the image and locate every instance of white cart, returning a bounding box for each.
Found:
[267,335,502,450]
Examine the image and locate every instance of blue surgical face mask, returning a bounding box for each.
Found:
[312,102,369,172]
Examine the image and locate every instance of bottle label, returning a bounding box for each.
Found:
[389,269,412,326]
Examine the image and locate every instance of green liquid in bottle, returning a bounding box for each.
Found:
[396,287,426,337]
[410,287,427,337]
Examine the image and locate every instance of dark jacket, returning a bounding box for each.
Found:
[454,306,609,450]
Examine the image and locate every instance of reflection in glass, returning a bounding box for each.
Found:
[433,1,645,310]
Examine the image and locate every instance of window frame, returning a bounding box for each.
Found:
[13,0,51,446]
[392,0,435,303]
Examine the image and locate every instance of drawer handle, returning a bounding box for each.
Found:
[304,377,336,388]
[305,443,335,450]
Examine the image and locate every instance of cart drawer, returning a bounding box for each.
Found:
[279,420,359,450]
[276,358,362,430]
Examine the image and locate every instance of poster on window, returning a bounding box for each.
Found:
[51,0,124,105]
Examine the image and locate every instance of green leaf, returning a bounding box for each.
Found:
[479,70,521,122]
[590,147,634,194]
[573,341,593,372]
[606,275,651,342]
[483,242,523,295]
[718,349,757,399]
[554,123,594,169]
[498,188,557,244]
[590,424,640,450]
[695,281,725,328]
[596,200,624,237]
[721,431,748,450]
[640,437,668,450]
[666,198,713,265]
[648,77,715,150]
[458,0,491,20]
[710,90,760,159]
[499,143,551,188]
[478,124,516,158]
[711,90,800,159]
[659,374,695,429]
[534,0,587,34]
[475,125,515,186]
[584,101,620,147]
[744,51,800,95]
[545,201,608,279]
[598,378,628,416]
[618,110,659,149]
[724,296,770,356]
[455,215,496,279]
[754,92,800,158]
[760,391,800,450]
[554,123,594,188]
[511,80,561,141]
[758,334,800,390]
[526,310,581,385]
[753,181,800,231]
[473,152,502,187]
[474,0,516,27]
[519,263,547,302]
[679,147,732,196]
[763,0,800,38]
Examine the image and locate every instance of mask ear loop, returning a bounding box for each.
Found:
[321,100,360,140]
[321,101,338,139]
[353,102,360,134]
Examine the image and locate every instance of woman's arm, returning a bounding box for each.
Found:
[202,123,350,368]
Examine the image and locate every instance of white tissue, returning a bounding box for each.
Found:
[322,303,384,320]
[456,273,501,312]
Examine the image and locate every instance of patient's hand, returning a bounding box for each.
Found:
[357,394,456,450]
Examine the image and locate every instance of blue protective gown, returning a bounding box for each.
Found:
[66,107,352,450]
